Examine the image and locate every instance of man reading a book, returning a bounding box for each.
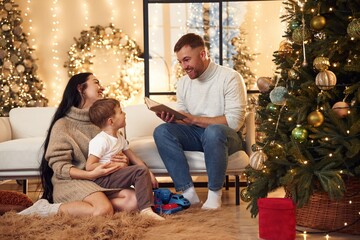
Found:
[153,33,247,210]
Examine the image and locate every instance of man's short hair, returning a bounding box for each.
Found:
[89,98,120,128]
[174,33,205,52]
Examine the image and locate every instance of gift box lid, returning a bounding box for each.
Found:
[258,198,295,210]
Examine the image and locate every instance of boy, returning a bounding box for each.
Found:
[88,98,164,220]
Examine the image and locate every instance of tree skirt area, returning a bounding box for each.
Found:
[0,206,241,240]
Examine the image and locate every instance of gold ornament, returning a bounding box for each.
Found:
[2,24,10,31]
[257,77,272,93]
[4,3,13,11]
[250,150,268,170]
[315,70,337,90]
[292,27,312,45]
[332,102,350,118]
[347,19,360,39]
[16,64,25,73]
[313,56,330,71]
[310,15,326,30]
[288,69,299,80]
[278,40,293,54]
[240,188,252,202]
[307,110,324,127]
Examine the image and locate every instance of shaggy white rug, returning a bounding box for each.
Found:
[0,206,241,240]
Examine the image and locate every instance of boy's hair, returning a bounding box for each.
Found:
[173,33,205,53]
[89,98,120,128]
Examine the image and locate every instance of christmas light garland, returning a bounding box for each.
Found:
[64,23,143,104]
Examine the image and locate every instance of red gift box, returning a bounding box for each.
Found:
[258,198,296,240]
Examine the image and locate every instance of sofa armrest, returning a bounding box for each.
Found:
[245,109,256,156]
[0,117,12,142]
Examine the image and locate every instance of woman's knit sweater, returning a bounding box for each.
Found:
[46,107,115,203]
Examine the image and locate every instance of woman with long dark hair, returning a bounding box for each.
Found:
[20,73,137,216]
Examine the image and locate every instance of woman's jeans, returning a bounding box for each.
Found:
[153,123,243,192]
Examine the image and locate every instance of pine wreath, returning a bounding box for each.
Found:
[64,23,143,103]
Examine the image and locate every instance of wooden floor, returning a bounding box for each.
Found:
[0,178,358,239]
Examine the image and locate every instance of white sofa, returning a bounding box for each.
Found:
[0,103,255,205]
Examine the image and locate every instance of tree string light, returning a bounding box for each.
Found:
[106,0,115,23]
[82,0,89,29]
[50,0,62,106]
[130,1,138,37]
[22,0,35,48]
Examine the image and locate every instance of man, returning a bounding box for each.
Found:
[153,33,247,209]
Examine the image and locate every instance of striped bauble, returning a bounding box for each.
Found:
[315,69,337,90]
[249,150,268,170]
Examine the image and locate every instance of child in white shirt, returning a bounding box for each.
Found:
[88,98,164,221]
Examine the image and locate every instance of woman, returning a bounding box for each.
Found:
[20,72,149,217]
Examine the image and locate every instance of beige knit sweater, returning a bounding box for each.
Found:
[45,107,115,203]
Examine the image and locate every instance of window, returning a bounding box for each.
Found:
[143,0,284,101]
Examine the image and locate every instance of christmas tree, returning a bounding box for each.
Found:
[0,0,48,117]
[231,29,257,90]
[245,0,360,217]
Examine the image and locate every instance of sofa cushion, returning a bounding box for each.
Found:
[129,136,249,174]
[0,137,44,175]
[124,104,164,140]
[9,107,56,139]
[0,117,11,142]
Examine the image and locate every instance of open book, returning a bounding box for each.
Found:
[144,97,187,120]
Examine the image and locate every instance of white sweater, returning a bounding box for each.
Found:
[176,61,247,132]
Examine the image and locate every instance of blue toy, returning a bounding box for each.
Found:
[153,188,172,204]
[152,203,183,215]
[168,194,190,209]
[152,188,191,214]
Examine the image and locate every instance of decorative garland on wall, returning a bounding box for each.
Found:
[64,23,143,103]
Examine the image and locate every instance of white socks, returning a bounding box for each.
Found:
[182,186,200,205]
[182,187,222,209]
[18,199,61,217]
[140,207,165,221]
[202,189,222,210]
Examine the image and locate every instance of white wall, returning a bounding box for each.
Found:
[18,0,143,106]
